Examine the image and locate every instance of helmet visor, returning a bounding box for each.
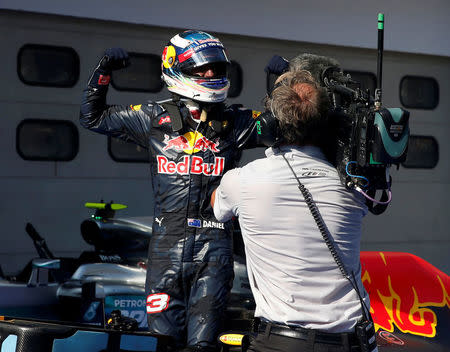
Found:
[182,62,229,78]
[179,47,229,74]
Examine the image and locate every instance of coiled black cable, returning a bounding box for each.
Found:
[281,152,371,321]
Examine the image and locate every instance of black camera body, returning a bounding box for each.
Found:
[257,67,410,214]
[323,69,410,213]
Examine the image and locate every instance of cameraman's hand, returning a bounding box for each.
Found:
[99,48,130,73]
[265,55,289,75]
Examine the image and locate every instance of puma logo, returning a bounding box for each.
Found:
[155,217,164,226]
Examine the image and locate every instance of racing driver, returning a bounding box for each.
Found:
[79,30,260,352]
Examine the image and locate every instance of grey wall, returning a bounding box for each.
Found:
[1,0,450,57]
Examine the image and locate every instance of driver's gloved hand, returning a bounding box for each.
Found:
[88,48,130,87]
[98,47,130,74]
[264,55,289,75]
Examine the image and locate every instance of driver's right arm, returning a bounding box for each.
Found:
[79,48,154,148]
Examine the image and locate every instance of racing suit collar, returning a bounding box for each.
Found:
[178,99,201,130]
[183,99,202,123]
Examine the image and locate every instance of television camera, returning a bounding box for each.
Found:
[258,14,410,215]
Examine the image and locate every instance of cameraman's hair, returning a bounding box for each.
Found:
[289,53,341,86]
[266,70,331,146]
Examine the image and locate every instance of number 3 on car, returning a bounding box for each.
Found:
[146,293,170,313]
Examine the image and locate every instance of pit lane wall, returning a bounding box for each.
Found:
[0,10,449,276]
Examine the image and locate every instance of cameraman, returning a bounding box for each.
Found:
[265,53,345,166]
[211,70,370,352]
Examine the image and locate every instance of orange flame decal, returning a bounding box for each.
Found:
[361,251,450,338]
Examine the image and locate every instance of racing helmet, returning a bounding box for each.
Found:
[161,30,230,103]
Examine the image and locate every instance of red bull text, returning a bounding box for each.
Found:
[360,251,450,338]
[157,155,224,176]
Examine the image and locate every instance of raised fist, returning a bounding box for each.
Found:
[264,55,289,75]
[99,48,130,73]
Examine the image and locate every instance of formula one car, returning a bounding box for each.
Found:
[0,202,448,351]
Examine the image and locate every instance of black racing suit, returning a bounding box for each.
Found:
[80,67,258,350]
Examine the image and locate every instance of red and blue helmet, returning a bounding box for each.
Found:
[162,30,230,103]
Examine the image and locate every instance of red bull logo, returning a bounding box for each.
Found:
[360,251,450,338]
[162,135,189,152]
[157,155,224,176]
[163,132,220,154]
[193,136,220,152]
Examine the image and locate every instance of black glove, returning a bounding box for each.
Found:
[98,47,130,73]
[264,55,289,75]
[87,48,130,88]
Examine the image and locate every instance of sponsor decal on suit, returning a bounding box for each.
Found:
[163,132,220,154]
[157,155,224,176]
[187,219,224,229]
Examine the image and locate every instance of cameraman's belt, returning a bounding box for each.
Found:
[257,320,358,346]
